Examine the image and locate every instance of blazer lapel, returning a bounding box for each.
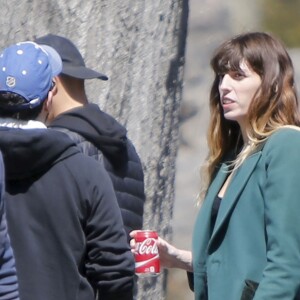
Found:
[208,150,263,250]
[200,162,231,228]
[192,162,230,265]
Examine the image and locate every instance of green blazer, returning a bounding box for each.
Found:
[192,128,300,300]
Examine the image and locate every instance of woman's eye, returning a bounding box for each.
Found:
[231,71,245,80]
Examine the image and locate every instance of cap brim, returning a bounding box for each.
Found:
[62,64,108,80]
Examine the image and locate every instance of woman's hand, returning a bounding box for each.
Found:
[130,231,193,272]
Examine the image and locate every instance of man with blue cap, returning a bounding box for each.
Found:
[0,41,134,300]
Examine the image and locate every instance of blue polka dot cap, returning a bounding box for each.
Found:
[0,41,62,110]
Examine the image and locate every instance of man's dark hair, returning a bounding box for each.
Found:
[0,92,43,120]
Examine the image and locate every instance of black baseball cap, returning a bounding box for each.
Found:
[34,34,108,80]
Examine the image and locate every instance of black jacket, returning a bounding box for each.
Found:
[0,127,134,300]
[49,104,145,239]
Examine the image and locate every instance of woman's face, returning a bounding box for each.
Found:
[218,60,261,126]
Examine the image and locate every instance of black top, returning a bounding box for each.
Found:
[49,103,146,240]
[211,195,222,234]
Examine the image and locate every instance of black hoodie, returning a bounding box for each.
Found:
[0,127,134,300]
[49,104,145,239]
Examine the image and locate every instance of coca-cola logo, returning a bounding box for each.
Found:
[136,238,158,255]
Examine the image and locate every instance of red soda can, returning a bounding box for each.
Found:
[134,230,160,276]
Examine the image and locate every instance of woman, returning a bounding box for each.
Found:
[131,32,300,299]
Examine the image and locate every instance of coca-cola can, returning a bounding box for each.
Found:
[134,230,160,276]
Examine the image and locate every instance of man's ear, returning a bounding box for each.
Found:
[51,77,58,95]
[44,91,53,113]
[38,94,52,125]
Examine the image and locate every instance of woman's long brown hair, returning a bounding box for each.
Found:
[199,32,300,201]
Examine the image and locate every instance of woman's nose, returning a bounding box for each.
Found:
[219,74,231,91]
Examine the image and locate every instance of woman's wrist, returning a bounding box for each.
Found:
[174,249,193,272]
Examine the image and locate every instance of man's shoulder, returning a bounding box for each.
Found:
[66,150,106,174]
[125,138,143,164]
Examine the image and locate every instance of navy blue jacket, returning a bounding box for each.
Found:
[49,104,145,240]
[0,152,19,300]
[0,128,134,300]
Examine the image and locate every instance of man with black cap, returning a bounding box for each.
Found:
[0,41,134,300]
[34,34,145,242]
